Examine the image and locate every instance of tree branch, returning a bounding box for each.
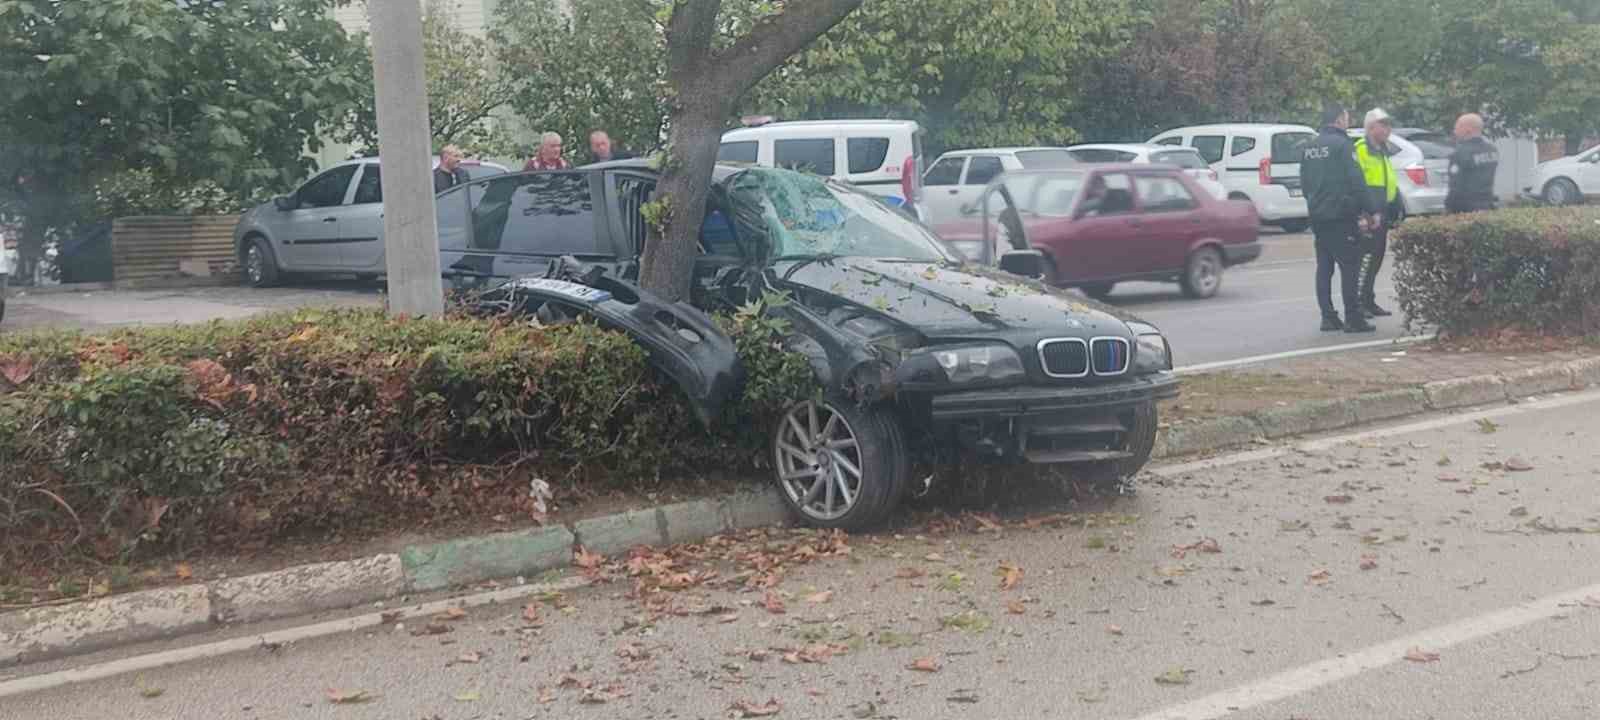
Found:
[712,0,864,98]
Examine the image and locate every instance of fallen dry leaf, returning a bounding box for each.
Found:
[762,591,786,615]
[454,688,481,702]
[0,357,36,387]
[450,651,481,666]
[1308,569,1332,583]
[1006,600,1027,615]
[1359,555,1379,571]
[411,622,453,636]
[1504,457,1534,472]
[174,563,194,581]
[557,675,592,690]
[1107,624,1124,636]
[1171,538,1223,558]
[731,698,783,717]
[1579,596,1600,609]
[1404,647,1441,663]
[574,546,605,570]
[997,562,1024,591]
[326,688,376,704]
[1509,506,1530,518]
[972,513,1003,532]
[522,603,542,624]
[804,590,834,604]
[1154,668,1193,685]
[1324,495,1354,505]
[579,689,609,705]
[894,567,925,580]
[537,686,557,704]
[436,607,468,621]
[908,657,941,673]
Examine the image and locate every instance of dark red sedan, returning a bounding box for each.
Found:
[932,165,1261,299]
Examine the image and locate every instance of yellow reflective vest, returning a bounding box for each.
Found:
[1353,138,1399,206]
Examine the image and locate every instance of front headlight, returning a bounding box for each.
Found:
[1126,321,1173,372]
[898,343,1026,388]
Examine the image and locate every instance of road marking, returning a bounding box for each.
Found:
[0,576,589,700]
[1124,578,1600,720]
[1149,388,1600,478]
[1176,333,1433,374]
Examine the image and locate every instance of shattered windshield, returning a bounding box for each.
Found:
[725,168,957,264]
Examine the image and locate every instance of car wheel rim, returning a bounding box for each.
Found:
[1550,184,1569,205]
[774,400,863,522]
[247,246,264,283]
[1193,254,1220,293]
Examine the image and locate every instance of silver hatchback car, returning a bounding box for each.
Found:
[234,157,509,286]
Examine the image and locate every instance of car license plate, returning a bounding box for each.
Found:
[522,278,612,303]
[1288,188,1304,198]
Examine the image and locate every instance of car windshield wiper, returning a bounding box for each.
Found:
[773,251,843,280]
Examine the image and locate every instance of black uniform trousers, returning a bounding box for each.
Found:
[1312,218,1362,320]
[1358,202,1395,308]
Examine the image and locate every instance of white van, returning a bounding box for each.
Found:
[1148,123,1317,232]
[717,119,928,218]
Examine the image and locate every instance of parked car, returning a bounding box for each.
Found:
[919,147,1078,226]
[1148,123,1317,232]
[1527,144,1600,206]
[716,118,928,219]
[234,157,510,286]
[1065,144,1227,199]
[444,162,1180,530]
[1347,129,1451,219]
[933,166,1260,300]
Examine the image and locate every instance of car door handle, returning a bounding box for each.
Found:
[322,217,337,223]
[947,189,960,195]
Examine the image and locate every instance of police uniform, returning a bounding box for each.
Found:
[1353,134,1398,315]
[1445,137,1499,213]
[1300,124,1371,330]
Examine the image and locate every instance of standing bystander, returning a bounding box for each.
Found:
[1300,102,1376,334]
[1445,113,1500,213]
[523,132,571,171]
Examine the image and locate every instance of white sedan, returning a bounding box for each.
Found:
[1528,144,1600,206]
[1065,143,1229,200]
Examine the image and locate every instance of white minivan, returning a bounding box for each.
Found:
[717,119,928,218]
[918,147,1077,226]
[1148,123,1317,232]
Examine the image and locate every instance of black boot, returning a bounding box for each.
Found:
[1363,302,1393,317]
[1321,315,1344,332]
[1344,317,1377,333]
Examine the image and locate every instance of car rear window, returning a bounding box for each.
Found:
[1151,150,1208,170]
[1190,136,1225,164]
[1271,132,1314,162]
[1069,148,1137,163]
[774,138,836,175]
[1409,138,1454,159]
[846,137,890,174]
[469,173,600,256]
[718,141,758,164]
[1015,149,1075,169]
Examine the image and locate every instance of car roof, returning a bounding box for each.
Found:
[939,146,1071,157]
[346,156,509,169]
[576,157,752,182]
[1069,143,1198,153]
[721,119,920,139]
[1154,123,1317,135]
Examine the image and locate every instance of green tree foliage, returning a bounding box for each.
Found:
[746,0,1136,153]
[492,0,668,159]
[0,0,368,274]
[342,0,517,156]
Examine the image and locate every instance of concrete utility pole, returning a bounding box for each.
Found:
[369,0,444,316]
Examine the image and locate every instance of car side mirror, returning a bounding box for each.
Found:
[273,195,296,211]
[998,249,1045,279]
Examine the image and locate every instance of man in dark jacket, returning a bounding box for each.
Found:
[587,130,633,165]
[1300,103,1377,333]
[1445,113,1499,213]
[432,145,468,193]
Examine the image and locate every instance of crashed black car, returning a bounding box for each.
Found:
[446,162,1179,530]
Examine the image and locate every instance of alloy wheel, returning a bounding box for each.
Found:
[246,245,265,285]
[774,400,864,522]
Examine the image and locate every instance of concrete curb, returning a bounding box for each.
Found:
[7,359,1598,667]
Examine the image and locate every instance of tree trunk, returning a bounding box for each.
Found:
[637,105,726,302]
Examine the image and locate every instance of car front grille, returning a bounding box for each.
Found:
[1037,337,1130,378]
[1037,338,1089,378]
[1091,337,1131,376]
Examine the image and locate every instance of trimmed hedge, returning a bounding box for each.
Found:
[1392,207,1600,336]
[0,307,815,570]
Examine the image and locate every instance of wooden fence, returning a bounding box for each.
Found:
[111,215,243,285]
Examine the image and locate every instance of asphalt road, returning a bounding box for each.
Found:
[0,230,1409,368]
[9,391,1599,719]
[1102,229,1412,367]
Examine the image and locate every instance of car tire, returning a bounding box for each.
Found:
[771,396,900,530]
[1278,219,1309,234]
[243,236,281,288]
[1544,178,1580,207]
[1076,400,1159,492]
[1180,246,1224,299]
[1080,282,1115,300]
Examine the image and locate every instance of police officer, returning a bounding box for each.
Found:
[1445,113,1499,213]
[1300,102,1377,333]
[1353,108,1399,319]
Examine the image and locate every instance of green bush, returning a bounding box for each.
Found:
[0,306,816,569]
[1392,207,1600,336]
